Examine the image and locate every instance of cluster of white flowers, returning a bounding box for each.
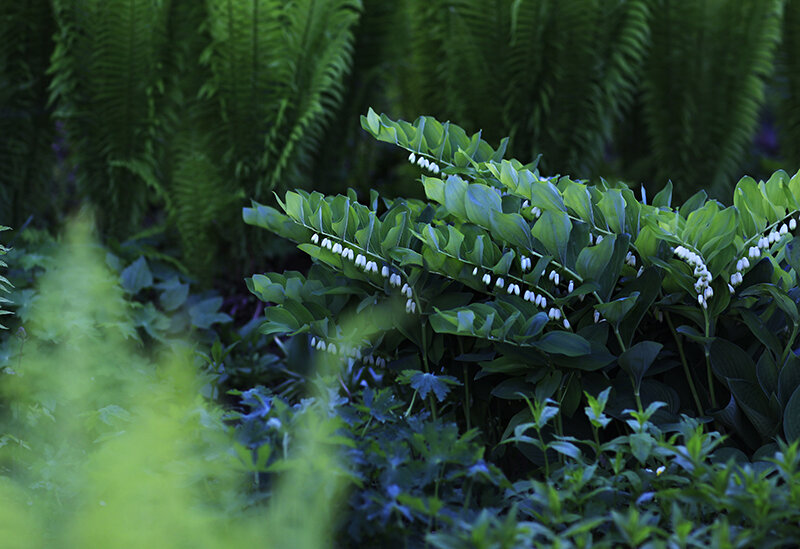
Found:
[311,233,416,313]
[472,265,575,329]
[547,269,560,286]
[522,290,547,308]
[363,355,387,368]
[588,234,605,246]
[624,251,637,267]
[547,307,570,329]
[310,336,362,359]
[673,245,712,308]
[310,336,390,368]
[520,255,532,271]
[408,152,440,175]
[399,283,415,314]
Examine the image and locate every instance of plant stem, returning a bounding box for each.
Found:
[781,322,799,366]
[665,312,704,414]
[537,426,550,477]
[463,364,471,431]
[404,391,417,417]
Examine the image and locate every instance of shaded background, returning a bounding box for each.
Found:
[2,0,799,283]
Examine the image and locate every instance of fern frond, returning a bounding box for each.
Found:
[49,0,171,234]
[203,0,360,198]
[169,124,237,281]
[263,0,362,194]
[642,0,783,199]
[0,1,56,227]
[505,0,649,175]
[777,0,800,171]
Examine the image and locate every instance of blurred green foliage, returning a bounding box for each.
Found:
[5,0,800,279]
[0,216,347,548]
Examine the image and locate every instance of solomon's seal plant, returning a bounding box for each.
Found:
[245,109,800,456]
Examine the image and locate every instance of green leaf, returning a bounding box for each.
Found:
[400,370,461,402]
[562,181,593,223]
[597,189,626,233]
[532,331,591,357]
[189,297,231,329]
[629,433,654,465]
[778,356,800,407]
[157,277,189,311]
[120,256,153,294]
[465,184,502,227]
[595,293,639,328]
[784,386,800,441]
[618,341,663,394]
[652,181,673,208]
[785,235,800,276]
[728,379,776,437]
[365,107,380,134]
[710,339,757,384]
[531,210,571,263]
[491,211,533,249]
[576,234,614,282]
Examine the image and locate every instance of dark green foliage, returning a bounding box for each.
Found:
[777,0,800,171]
[246,112,800,461]
[49,0,172,234]
[504,0,650,174]
[201,0,362,197]
[395,0,650,176]
[0,2,56,227]
[642,0,783,199]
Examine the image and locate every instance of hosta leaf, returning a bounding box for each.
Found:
[784,386,800,441]
[710,338,757,384]
[120,256,153,295]
[189,297,231,329]
[728,379,777,437]
[157,277,189,311]
[531,331,591,357]
[778,356,800,407]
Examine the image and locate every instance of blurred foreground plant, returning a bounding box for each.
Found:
[0,215,348,549]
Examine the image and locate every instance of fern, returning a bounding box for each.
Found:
[777,0,800,171]
[642,0,783,199]
[504,0,650,174]
[0,1,56,227]
[48,0,171,234]
[394,1,648,177]
[309,0,407,192]
[202,0,361,198]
